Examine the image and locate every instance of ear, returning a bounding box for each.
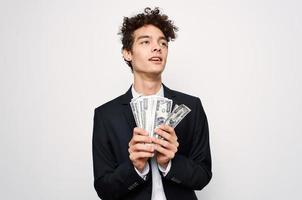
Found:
[122,49,132,61]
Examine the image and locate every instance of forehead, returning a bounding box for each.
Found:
[133,24,166,40]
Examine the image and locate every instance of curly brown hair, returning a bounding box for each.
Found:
[118,7,178,70]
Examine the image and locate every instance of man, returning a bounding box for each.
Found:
[92,7,212,200]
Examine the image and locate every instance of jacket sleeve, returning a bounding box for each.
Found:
[164,97,212,190]
[92,108,148,200]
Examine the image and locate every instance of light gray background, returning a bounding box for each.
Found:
[1,0,301,199]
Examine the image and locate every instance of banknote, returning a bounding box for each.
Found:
[130,102,140,127]
[130,95,190,137]
[134,101,142,128]
[171,104,179,114]
[164,104,191,128]
[153,98,173,138]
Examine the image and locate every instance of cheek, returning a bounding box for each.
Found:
[163,52,168,62]
[131,54,147,69]
[162,49,168,57]
[133,57,145,68]
[133,48,148,60]
[136,53,149,64]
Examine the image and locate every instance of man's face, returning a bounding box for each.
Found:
[123,24,168,76]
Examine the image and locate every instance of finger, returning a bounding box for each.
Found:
[152,137,169,148]
[132,135,152,144]
[160,126,178,142]
[133,127,149,136]
[132,143,155,153]
[154,144,176,159]
[159,124,175,135]
[154,128,174,142]
[129,151,154,160]
[129,134,152,147]
[152,137,177,152]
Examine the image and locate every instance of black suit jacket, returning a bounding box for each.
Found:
[92,84,212,200]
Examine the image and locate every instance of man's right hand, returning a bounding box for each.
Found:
[128,127,154,172]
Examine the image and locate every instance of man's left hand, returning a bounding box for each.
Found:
[152,124,179,169]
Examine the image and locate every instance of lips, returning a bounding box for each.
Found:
[148,56,162,62]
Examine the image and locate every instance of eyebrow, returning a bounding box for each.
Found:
[136,35,150,41]
[136,35,167,42]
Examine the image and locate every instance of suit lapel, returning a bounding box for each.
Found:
[119,86,136,129]
[163,84,178,109]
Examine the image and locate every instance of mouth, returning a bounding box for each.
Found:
[148,56,163,64]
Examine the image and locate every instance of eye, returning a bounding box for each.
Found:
[160,41,168,47]
[140,40,150,45]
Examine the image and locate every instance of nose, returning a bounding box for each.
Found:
[152,47,161,52]
[152,43,161,52]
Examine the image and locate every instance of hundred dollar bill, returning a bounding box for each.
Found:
[148,97,157,136]
[145,97,153,136]
[130,102,140,127]
[153,98,173,138]
[165,104,191,128]
[135,101,143,128]
[172,104,179,113]
[141,98,148,131]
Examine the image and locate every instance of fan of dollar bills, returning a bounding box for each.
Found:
[130,95,191,138]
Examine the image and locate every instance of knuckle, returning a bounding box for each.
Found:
[133,136,139,143]
[161,140,167,147]
[133,144,140,151]
[132,153,137,160]
[165,141,170,148]
[143,136,148,143]
[170,152,175,159]
[139,152,145,158]
[166,135,171,141]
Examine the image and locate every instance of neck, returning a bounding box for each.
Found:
[133,73,162,95]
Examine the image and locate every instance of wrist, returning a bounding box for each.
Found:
[159,162,168,169]
[158,160,172,177]
[135,163,147,173]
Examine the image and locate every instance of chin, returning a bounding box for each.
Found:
[134,63,165,75]
[149,66,165,74]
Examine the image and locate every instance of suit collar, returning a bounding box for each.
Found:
[120,86,133,105]
[163,84,176,100]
